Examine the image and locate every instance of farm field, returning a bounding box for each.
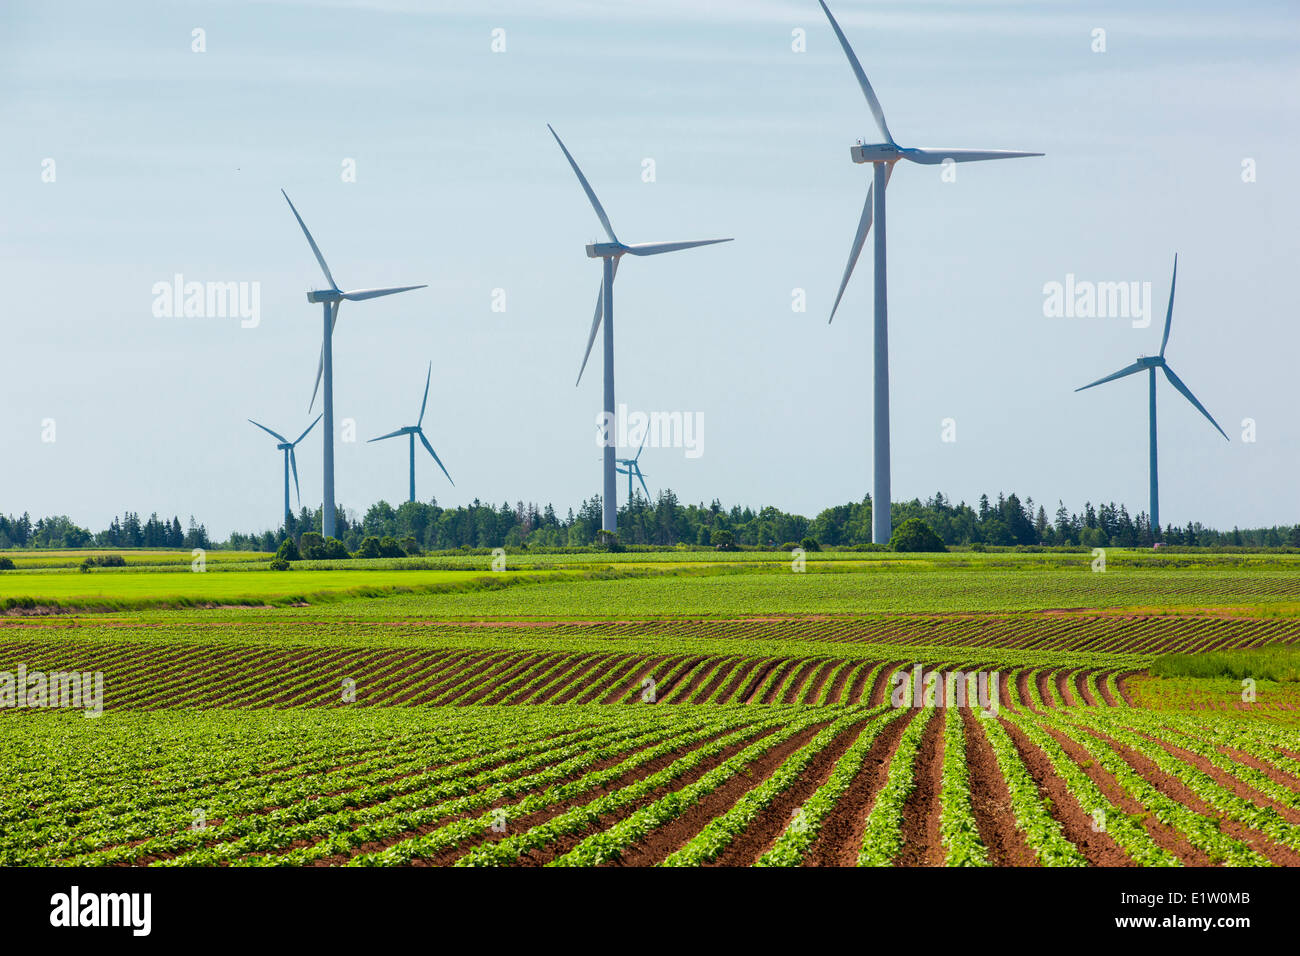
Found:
[2,550,1298,867]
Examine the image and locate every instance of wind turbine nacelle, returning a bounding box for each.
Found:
[585,242,625,259]
[1137,356,1164,368]
[306,289,343,303]
[851,143,901,164]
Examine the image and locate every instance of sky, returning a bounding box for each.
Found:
[2,0,1298,538]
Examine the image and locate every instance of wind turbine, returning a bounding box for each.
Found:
[248,414,322,523]
[616,434,651,503]
[816,0,1043,544]
[548,124,731,534]
[1075,255,1228,540]
[367,363,453,503]
[281,189,427,539]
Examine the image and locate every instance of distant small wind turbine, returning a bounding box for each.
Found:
[368,363,453,503]
[548,124,731,534]
[281,189,427,539]
[1075,255,1228,539]
[816,0,1043,544]
[616,434,651,503]
[248,414,322,523]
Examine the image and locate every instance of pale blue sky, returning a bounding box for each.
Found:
[3,0,1297,537]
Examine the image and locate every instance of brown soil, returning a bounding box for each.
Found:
[896,708,944,866]
[960,707,1038,866]
[820,661,855,705]
[313,723,755,866]
[999,719,1130,866]
[1076,723,1300,867]
[610,720,848,867]
[1092,671,1118,707]
[1039,723,1211,865]
[801,711,914,867]
[705,719,867,867]
[509,724,826,868]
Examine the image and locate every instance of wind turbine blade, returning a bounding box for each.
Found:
[292,413,323,447]
[248,419,289,443]
[281,190,338,290]
[1162,365,1229,441]
[418,431,454,486]
[340,284,427,301]
[309,301,340,413]
[289,448,301,508]
[418,363,431,427]
[367,428,407,443]
[829,164,893,323]
[635,466,650,501]
[1074,362,1145,392]
[576,257,619,386]
[1159,254,1177,358]
[634,430,648,461]
[623,238,733,257]
[900,147,1044,165]
[817,0,893,143]
[547,124,618,244]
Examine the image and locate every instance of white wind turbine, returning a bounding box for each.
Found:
[281,190,427,540]
[816,0,1043,543]
[549,125,732,533]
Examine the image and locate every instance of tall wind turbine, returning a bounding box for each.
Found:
[248,414,322,523]
[1075,255,1228,540]
[816,0,1043,544]
[548,124,731,534]
[616,434,651,503]
[281,189,427,539]
[367,363,453,503]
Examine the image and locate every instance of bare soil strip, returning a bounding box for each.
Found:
[309,724,753,867]
[1000,719,1130,866]
[1077,724,1300,867]
[801,710,915,867]
[1075,670,1099,707]
[961,706,1038,866]
[1128,730,1300,824]
[609,720,855,868]
[1039,723,1210,864]
[509,724,828,868]
[705,719,873,867]
[897,708,944,866]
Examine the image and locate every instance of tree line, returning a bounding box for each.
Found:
[4,490,1297,552]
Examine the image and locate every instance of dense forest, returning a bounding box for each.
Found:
[2,491,1298,552]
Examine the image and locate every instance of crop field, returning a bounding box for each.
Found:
[2,551,1297,867]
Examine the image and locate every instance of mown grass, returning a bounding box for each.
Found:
[1149,644,1300,682]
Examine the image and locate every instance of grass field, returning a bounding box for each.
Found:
[2,549,1297,867]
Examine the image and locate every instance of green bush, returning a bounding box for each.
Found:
[0,557,14,571]
[298,532,324,558]
[595,530,624,553]
[275,538,301,562]
[889,518,946,553]
[800,536,821,553]
[378,536,405,559]
[319,537,350,560]
[354,536,383,560]
[710,529,736,551]
[268,558,291,571]
[400,535,422,556]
